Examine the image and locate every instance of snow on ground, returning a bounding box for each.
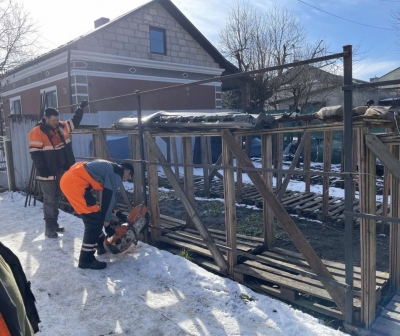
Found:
[0,192,345,336]
[153,159,385,203]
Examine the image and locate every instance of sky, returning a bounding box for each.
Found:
[17,0,400,81]
[0,191,346,335]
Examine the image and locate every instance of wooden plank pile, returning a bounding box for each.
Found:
[157,176,386,223]
[236,247,388,321]
[156,215,389,322]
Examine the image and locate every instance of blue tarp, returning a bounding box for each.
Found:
[250,138,261,157]
[106,135,130,159]
[89,135,130,160]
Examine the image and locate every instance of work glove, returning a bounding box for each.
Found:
[115,211,127,223]
[79,100,89,109]
[104,225,115,237]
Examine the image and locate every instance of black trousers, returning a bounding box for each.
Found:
[79,212,105,264]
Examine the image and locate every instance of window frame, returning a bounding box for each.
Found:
[9,96,22,115]
[40,85,58,108]
[149,26,166,55]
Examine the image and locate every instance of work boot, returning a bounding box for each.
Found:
[79,249,107,269]
[78,259,107,270]
[54,213,65,232]
[54,222,65,232]
[45,220,58,238]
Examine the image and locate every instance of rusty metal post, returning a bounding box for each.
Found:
[137,92,147,206]
[343,45,354,325]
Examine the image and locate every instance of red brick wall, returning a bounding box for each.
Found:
[3,77,71,117]
[3,75,216,122]
[87,76,216,112]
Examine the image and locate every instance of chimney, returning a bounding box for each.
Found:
[94,17,110,29]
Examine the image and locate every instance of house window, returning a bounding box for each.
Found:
[40,86,58,108]
[10,96,22,115]
[149,27,166,55]
[45,91,58,108]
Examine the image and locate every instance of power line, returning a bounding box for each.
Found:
[354,44,395,75]
[298,0,396,31]
[55,50,347,110]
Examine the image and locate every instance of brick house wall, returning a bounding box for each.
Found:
[76,2,219,69]
[0,0,233,120]
[86,76,216,112]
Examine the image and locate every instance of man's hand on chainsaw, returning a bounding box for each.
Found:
[104,222,116,237]
[115,210,127,223]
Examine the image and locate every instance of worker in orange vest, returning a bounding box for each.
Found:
[28,101,88,238]
[60,160,133,270]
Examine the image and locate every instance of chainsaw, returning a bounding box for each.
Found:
[103,204,150,254]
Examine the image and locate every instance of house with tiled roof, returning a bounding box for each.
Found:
[1,0,238,117]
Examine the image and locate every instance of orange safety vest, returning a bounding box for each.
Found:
[0,312,11,336]
[60,162,103,215]
[28,120,75,180]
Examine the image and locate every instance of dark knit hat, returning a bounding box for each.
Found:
[120,162,134,176]
[44,107,59,117]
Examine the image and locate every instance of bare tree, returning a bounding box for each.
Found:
[392,10,400,45]
[219,1,307,112]
[280,40,342,111]
[0,0,37,76]
[219,1,258,73]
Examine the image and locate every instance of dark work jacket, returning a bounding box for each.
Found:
[0,242,39,334]
[28,108,83,180]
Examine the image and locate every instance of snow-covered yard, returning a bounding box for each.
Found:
[0,192,346,336]
[154,160,384,203]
